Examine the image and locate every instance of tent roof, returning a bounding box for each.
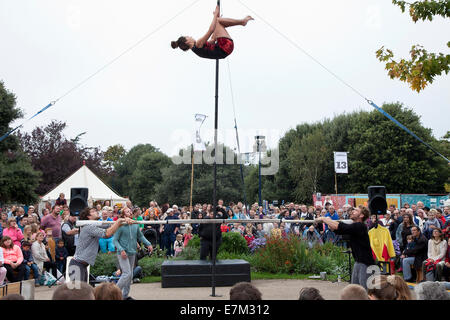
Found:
[41,164,127,202]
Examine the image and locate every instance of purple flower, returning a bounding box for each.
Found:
[392,240,401,256]
[249,237,267,253]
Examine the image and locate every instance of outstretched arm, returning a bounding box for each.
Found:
[196,5,220,48]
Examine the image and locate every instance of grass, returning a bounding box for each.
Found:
[141,276,162,283]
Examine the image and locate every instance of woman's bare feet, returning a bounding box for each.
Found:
[242,16,254,26]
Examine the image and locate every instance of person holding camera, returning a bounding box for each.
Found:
[316,206,375,289]
[61,212,79,256]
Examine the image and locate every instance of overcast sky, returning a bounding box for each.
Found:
[1,0,449,158]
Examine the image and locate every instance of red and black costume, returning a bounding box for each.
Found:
[192,37,234,59]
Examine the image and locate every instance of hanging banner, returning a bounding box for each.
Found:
[334,152,348,174]
[193,114,206,152]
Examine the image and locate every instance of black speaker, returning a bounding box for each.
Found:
[69,187,88,215]
[368,186,387,215]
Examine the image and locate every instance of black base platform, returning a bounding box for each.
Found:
[161,259,251,288]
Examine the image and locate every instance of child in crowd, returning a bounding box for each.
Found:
[55,239,68,273]
[271,223,282,239]
[183,226,193,247]
[244,228,255,247]
[255,223,266,239]
[45,228,56,262]
[174,234,184,257]
[22,225,34,244]
[220,222,230,233]
[21,241,40,286]
[404,235,415,253]
[43,240,58,278]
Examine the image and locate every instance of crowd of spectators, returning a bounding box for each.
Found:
[1,194,449,291]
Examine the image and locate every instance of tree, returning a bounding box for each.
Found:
[129,152,172,207]
[248,102,449,204]
[18,120,108,195]
[287,129,330,203]
[330,103,448,194]
[376,0,450,92]
[111,144,162,197]
[104,144,126,171]
[0,81,40,204]
[154,144,248,205]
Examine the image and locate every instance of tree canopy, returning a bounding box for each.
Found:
[376,0,450,92]
[18,120,107,196]
[154,144,249,205]
[0,81,40,204]
[245,102,449,204]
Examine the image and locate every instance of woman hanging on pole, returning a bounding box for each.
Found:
[171,5,253,59]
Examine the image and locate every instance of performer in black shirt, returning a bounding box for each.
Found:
[317,206,375,289]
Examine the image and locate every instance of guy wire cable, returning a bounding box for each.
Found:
[0,0,204,143]
[226,58,249,211]
[236,0,449,163]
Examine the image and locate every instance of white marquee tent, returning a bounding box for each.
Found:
[39,164,128,211]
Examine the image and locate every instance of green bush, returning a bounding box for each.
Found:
[186,235,200,249]
[216,251,252,261]
[218,232,248,254]
[251,235,351,275]
[91,253,118,276]
[175,246,200,260]
[139,256,165,276]
[185,232,248,255]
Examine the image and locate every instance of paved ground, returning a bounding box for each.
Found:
[34,279,349,300]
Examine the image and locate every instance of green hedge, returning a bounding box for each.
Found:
[186,232,248,255]
[251,235,352,275]
[91,234,352,278]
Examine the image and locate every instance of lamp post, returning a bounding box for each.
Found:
[254,135,266,207]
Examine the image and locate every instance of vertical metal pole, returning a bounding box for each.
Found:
[211,0,220,297]
[335,173,338,195]
[190,145,194,209]
[258,145,262,207]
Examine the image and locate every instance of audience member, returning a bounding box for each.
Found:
[0,236,25,282]
[401,226,428,282]
[52,281,95,300]
[2,218,24,247]
[0,246,6,285]
[21,241,40,286]
[55,193,67,206]
[423,228,447,281]
[61,212,79,256]
[414,281,450,300]
[423,209,442,239]
[367,275,413,300]
[340,284,369,300]
[0,293,25,300]
[55,239,69,273]
[298,287,325,300]
[436,237,450,281]
[396,213,415,251]
[99,209,115,254]
[174,233,184,257]
[31,232,51,279]
[94,282,123,300]
[229,282,262,300]
[40,205,62,242]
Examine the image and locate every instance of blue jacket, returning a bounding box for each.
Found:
[21,249,34,264]
[55,246,69,260]
[324,211,339,230]
[114,224,151,255]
